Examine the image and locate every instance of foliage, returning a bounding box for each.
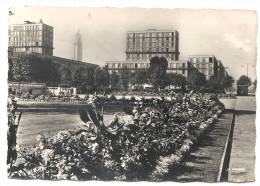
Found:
[10,93,224,181]
[223,74,234,90]
[110,72,120,89]
[10,55,31,82]
[205,76,223,93]
[94,67,110,89]
[58,66,73,87]
[7,89,23,176]
[166,73,187,90]
[149,56,168,90]
[237,75,251,86]
[119,67,133,90]
[187,69,207,91]
[133,70,148,88]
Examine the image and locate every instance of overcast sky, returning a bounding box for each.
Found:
[9,6,257,80]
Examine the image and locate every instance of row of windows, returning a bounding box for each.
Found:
[168,63,186,68]
[10,36,42,42]
[108,63,186,71]
[126,53,177,60]
[107,63,150,69]
[11,25,52,32]
[126,47,176,53]
[193,63,213,69]
[190,57,213,63]
[127,32,176,38]
[199,69,212,76]
[9,41,43,47]
[166,69,186,75]
[127,37,176,42]
[11,31,43,36]
[12,47,42,53]
[127,42,176,48]
[11,25,41,31]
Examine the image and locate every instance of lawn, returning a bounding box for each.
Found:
[17,103,126,146]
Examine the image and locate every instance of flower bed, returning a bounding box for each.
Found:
[9,93,224,181]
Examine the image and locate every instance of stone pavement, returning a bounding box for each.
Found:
[235,96,256,112]
[228,96,256,182]
[167,112,234,182]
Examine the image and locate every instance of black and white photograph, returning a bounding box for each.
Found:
[2,2,258,184]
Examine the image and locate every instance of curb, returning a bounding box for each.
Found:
[217,111,235,182]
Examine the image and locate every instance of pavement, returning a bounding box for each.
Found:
[228,96,256,182]
[167,112,234,182]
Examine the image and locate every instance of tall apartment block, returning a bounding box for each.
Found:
[126,29,179,61]
[73,29,83,61]
[8,19,53,56]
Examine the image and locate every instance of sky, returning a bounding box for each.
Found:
[8,6,257,80]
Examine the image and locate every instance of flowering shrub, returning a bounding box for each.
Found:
[10,93,224,181]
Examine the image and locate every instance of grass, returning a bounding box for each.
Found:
[16,102,127,147]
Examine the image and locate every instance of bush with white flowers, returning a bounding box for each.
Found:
[10,93,224,181]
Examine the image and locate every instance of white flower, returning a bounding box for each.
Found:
[91,143,99,153]
[41,149,54,165]
[56,130,71,142]
[70,175,78,180]
[36,134,44,142]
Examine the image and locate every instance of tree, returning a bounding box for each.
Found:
[166,73,187,91]
[237,75,251,86]
[222,74,234,91]
[94,67,110,90]
[119,67,132,90]
[206,76,223,93]
[28,55,59,86]
[253,79,257,88]
[11,55,31,82]
[187,69,207,91]
[133,70,148,88]
[149,56,168,91]
[110,71,120,89]
[58,66,73,87]
[73,67,86,87]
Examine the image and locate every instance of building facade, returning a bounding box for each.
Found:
[188,55,219,80]
[73,29,83,61]
[106,60,190,78]
[8,19,54,56]
[126,29,179,61]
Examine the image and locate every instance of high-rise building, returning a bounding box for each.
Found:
[73,29,83,61]
[8,19,53,56]
[126,29,179,61]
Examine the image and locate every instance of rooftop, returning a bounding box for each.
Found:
[127,29,178,33]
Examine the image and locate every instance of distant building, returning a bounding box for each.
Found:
[126,29,179,61]
[73,29,83,61]
[106,29,181,75]
[106,60,191,78]
[188,55,220,80]
[167,60,190,78]
[8,19,54,56]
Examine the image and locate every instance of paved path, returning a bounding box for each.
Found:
[235,96,256,112]
[219,99,236,110]
[167,112,234,182]
[228,96,256,182]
